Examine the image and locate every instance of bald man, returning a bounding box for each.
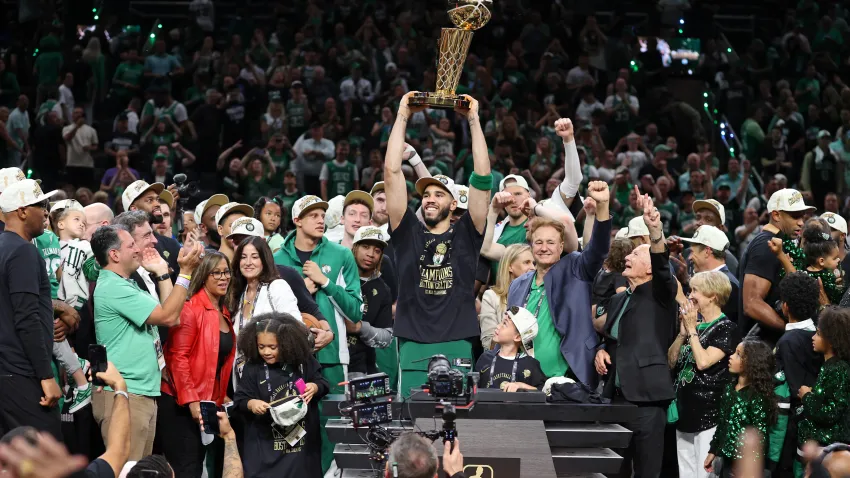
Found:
[83,203,114,241]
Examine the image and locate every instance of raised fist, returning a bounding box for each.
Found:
[554,118,574,142]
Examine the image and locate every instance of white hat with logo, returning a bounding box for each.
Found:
[227,217,264,240]
[822,212,848,235]
[121,180,165,212]
[506,306,539,356]
[353,225,390,247]
[453,184,470,210]
[324,195,345,229]
[680,225,730,251]
[0,179,58,213]
[215,202,255,226]
[49,199,84,214]
[193,194,229,225]
[693,199,727,224]
[767,188,816,213]
[625,216,650,238]
[499,174,530,192]
[292,195,330,220]
[0,168,37,193]
[415,174,455,198]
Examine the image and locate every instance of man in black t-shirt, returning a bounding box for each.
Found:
[739,188,814,346]
[0,180,62,439]
[384,92,490,397]
[345,226,395,384]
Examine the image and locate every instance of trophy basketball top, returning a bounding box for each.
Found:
[447,0,493,31]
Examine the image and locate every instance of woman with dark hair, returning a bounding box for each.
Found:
[705,339,778,477]
[254,196,285,254]
[591,237,633,332]
[234,313,329,478]
[228,236,300,384]
[160,251,235,478]
[797,306,850,471]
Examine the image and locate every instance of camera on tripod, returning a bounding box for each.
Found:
[340,373,394,428]
[172,173,200,201]
[426,355,478,401]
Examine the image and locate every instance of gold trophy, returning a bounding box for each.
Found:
[409,0,493,109]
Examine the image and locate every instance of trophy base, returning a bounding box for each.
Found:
[408,92,470,109]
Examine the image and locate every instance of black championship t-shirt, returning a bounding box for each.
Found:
[348,276,394,374]
[475,350,546,390]
[391,208,484,343]
[0,232,54,377]
[738,230,783,343]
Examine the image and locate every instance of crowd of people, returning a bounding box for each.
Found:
[5,0,850,477]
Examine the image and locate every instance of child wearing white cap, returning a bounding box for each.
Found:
[474,306,546,392]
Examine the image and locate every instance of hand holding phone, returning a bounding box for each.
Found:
[88,345,108,387]
[199,401,220,435]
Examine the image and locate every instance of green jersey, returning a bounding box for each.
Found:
[278,190,304,220]
[33,231,61,299]
[286,99,307,129]
[112,62,144,97]
[324,160,357,196]
[491,219,528,278]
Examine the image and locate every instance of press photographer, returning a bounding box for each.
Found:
[384,433,466,478]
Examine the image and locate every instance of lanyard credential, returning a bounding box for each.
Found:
[487,352,521,388]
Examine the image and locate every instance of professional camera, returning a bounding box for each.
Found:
[172,173,200,201]
[339,373,394,428]
[426,355,477,400]
[366,401,459,471]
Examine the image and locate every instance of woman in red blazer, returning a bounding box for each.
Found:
[160,251,235,478]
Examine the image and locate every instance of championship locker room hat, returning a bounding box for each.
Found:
[680,225,730,252]
[0,179,58,213]
[291,195,329,220]
[453,184,470,210]
[767,188,816,214]
[227,217,264,240]
[0,168,38,193]
[352,225,389,247]
[506,306,539,356]
[415,174,455,197]
[121,180,164,212]
[194,194,229,225]
[822,212,848,235]
[215,202,255,226]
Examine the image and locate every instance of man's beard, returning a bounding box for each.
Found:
[147,211,163,225]
[206,228,221,248]
[507,207,525,220]
[423,206,450,228]
[372,212,388,226]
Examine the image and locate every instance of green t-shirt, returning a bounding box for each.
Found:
[112,62,144,97]
[268,150,292,185]
[34,231,61,299]
[325,160,357,196]
[740,119,765,163]
[34,51,63,86]
[241,175,274,206]
[491,219,528,277]
[529,275,568,378]
[93,270,161,396]
[490,170,505,199]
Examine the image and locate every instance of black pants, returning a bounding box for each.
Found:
[0,375,62,441]
[619,402,667,478]
[157,393,223,478]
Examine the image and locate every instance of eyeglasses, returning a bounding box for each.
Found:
[209,270,232,280]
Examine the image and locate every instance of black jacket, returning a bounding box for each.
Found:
[155,232,181,280]
[601,248,678,403]
[276,265,327,323]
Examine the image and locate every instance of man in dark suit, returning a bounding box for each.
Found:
[680,225,739,323]
[595,191,678,478]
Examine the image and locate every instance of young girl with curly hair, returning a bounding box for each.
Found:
[796,306,850,476]
[704,339,778,477]
[234,313,329,478]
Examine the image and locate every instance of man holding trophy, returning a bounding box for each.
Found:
[384,0,494,397]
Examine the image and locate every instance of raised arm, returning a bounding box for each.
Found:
[458,95,490,234]
[555,119,582,209]
[480,192,512,261]
[385,92,426,230]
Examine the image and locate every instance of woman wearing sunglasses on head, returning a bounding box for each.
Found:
[160,251,236,478]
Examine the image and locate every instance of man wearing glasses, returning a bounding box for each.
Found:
[739,188,815,346]
[0,179,63,439]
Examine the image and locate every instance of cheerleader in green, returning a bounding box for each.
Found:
[704,339,778,478]
[769,225,845,304]
[796,307,850,477]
